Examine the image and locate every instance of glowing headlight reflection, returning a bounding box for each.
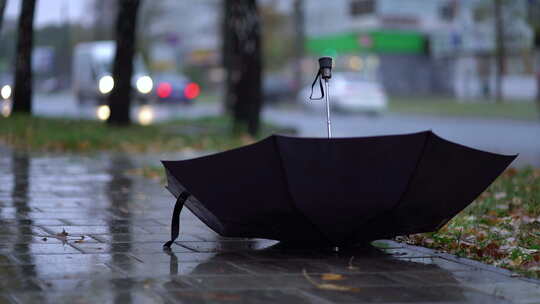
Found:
[138,105,154,125]
[136,76,153,94]
[1,100,12,117]
[98,75,114,94]
[96,105,111,121]
[1,85,12,100]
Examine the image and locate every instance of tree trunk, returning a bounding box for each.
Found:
[222,0,234,114]
[223,0,262,136]
[293,0,305,98]
[12,0,36,114]
[536,62,540,120]
[0,0,7,33]
[107,0,140,126]
[494,0,505,103]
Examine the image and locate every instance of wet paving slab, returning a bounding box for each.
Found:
[0,150,539,303]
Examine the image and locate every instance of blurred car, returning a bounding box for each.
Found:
[263,74,295,103]
[73,41,153,105]
[298,72,388,114]
[152,73,200,104]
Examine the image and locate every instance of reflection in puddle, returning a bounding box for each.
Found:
[137,105,154,125]
[94,104,155,125]
[96,105,111,121]
[1,99,11,117]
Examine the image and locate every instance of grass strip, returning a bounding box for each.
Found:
[0,114,295,153]
[389,97,539,121]
[400,167,540,278]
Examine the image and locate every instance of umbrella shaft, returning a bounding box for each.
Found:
[325,79,332,138]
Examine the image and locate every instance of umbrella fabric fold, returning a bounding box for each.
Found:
[162,131,516,248]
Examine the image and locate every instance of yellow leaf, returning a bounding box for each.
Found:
[321,273,344,281]
[303,269,359,292]
[317,283,360,292]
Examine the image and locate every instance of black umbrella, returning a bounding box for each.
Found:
[162,131,516,248]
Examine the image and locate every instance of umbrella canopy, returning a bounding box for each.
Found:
[162,131,516,247]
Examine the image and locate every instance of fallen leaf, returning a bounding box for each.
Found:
[316,283,360,291]
[321,273,344,281]
[303,269,359,292]
[56,229,69,238]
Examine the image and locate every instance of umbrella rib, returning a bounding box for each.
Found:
[389,131,431,214]
[273,136,334,245]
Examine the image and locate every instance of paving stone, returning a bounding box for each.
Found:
[11,289,167,304]
[41,225,149,236]
[0,225,50,236]
[71,242,194,254]
[0,294,15,304]
[305,285,511,303]
[0,243,81,255]
[178,240,278,253]
[0,277,42,293]
[92,233,203,243]
[13,253,136,266]
[161,289,317,304]
[468,282,540,304]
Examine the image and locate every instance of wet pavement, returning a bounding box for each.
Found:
[1,149,539,304]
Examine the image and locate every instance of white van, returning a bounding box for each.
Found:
[73,41,153,104]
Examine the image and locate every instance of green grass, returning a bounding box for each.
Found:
[0,114,295,153]
[399,167,540,278]
[389,97,540,121]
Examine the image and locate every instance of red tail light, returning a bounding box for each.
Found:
[184,82,200,100]
[157,82,172,98]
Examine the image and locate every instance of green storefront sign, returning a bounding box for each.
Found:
[306,30,426,56]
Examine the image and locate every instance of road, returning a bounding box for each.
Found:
[23,92,540,167]
[264,105,540,167]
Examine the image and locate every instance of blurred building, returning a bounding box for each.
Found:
[144,0,221,86]
[304,0,537,100]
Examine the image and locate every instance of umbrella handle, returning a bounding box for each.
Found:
[324,79,332,138]
[163,191,191,249]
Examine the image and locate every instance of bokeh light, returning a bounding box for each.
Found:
[184,82,200,99]
[138,105,154,125]
[98,76,114,94]
[96,105,111,121]
[1,85,12,100]
[136,76,153,94]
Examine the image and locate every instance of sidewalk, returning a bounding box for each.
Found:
[1,150,539,303]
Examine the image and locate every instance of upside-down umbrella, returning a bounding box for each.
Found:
[162,132,516,248]
[161,57,516,248]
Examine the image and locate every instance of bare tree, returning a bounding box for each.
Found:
[223,0,262,135]
[494,0,505,103]
[293,0,305,98]
[12,0,36,114]
[527,0,540,119]
[0,0,7,33]
[107,0,140,125]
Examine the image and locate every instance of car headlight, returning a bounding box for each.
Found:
[136,76,153,94]
[1,85,12,100]
[98,76,114,94]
